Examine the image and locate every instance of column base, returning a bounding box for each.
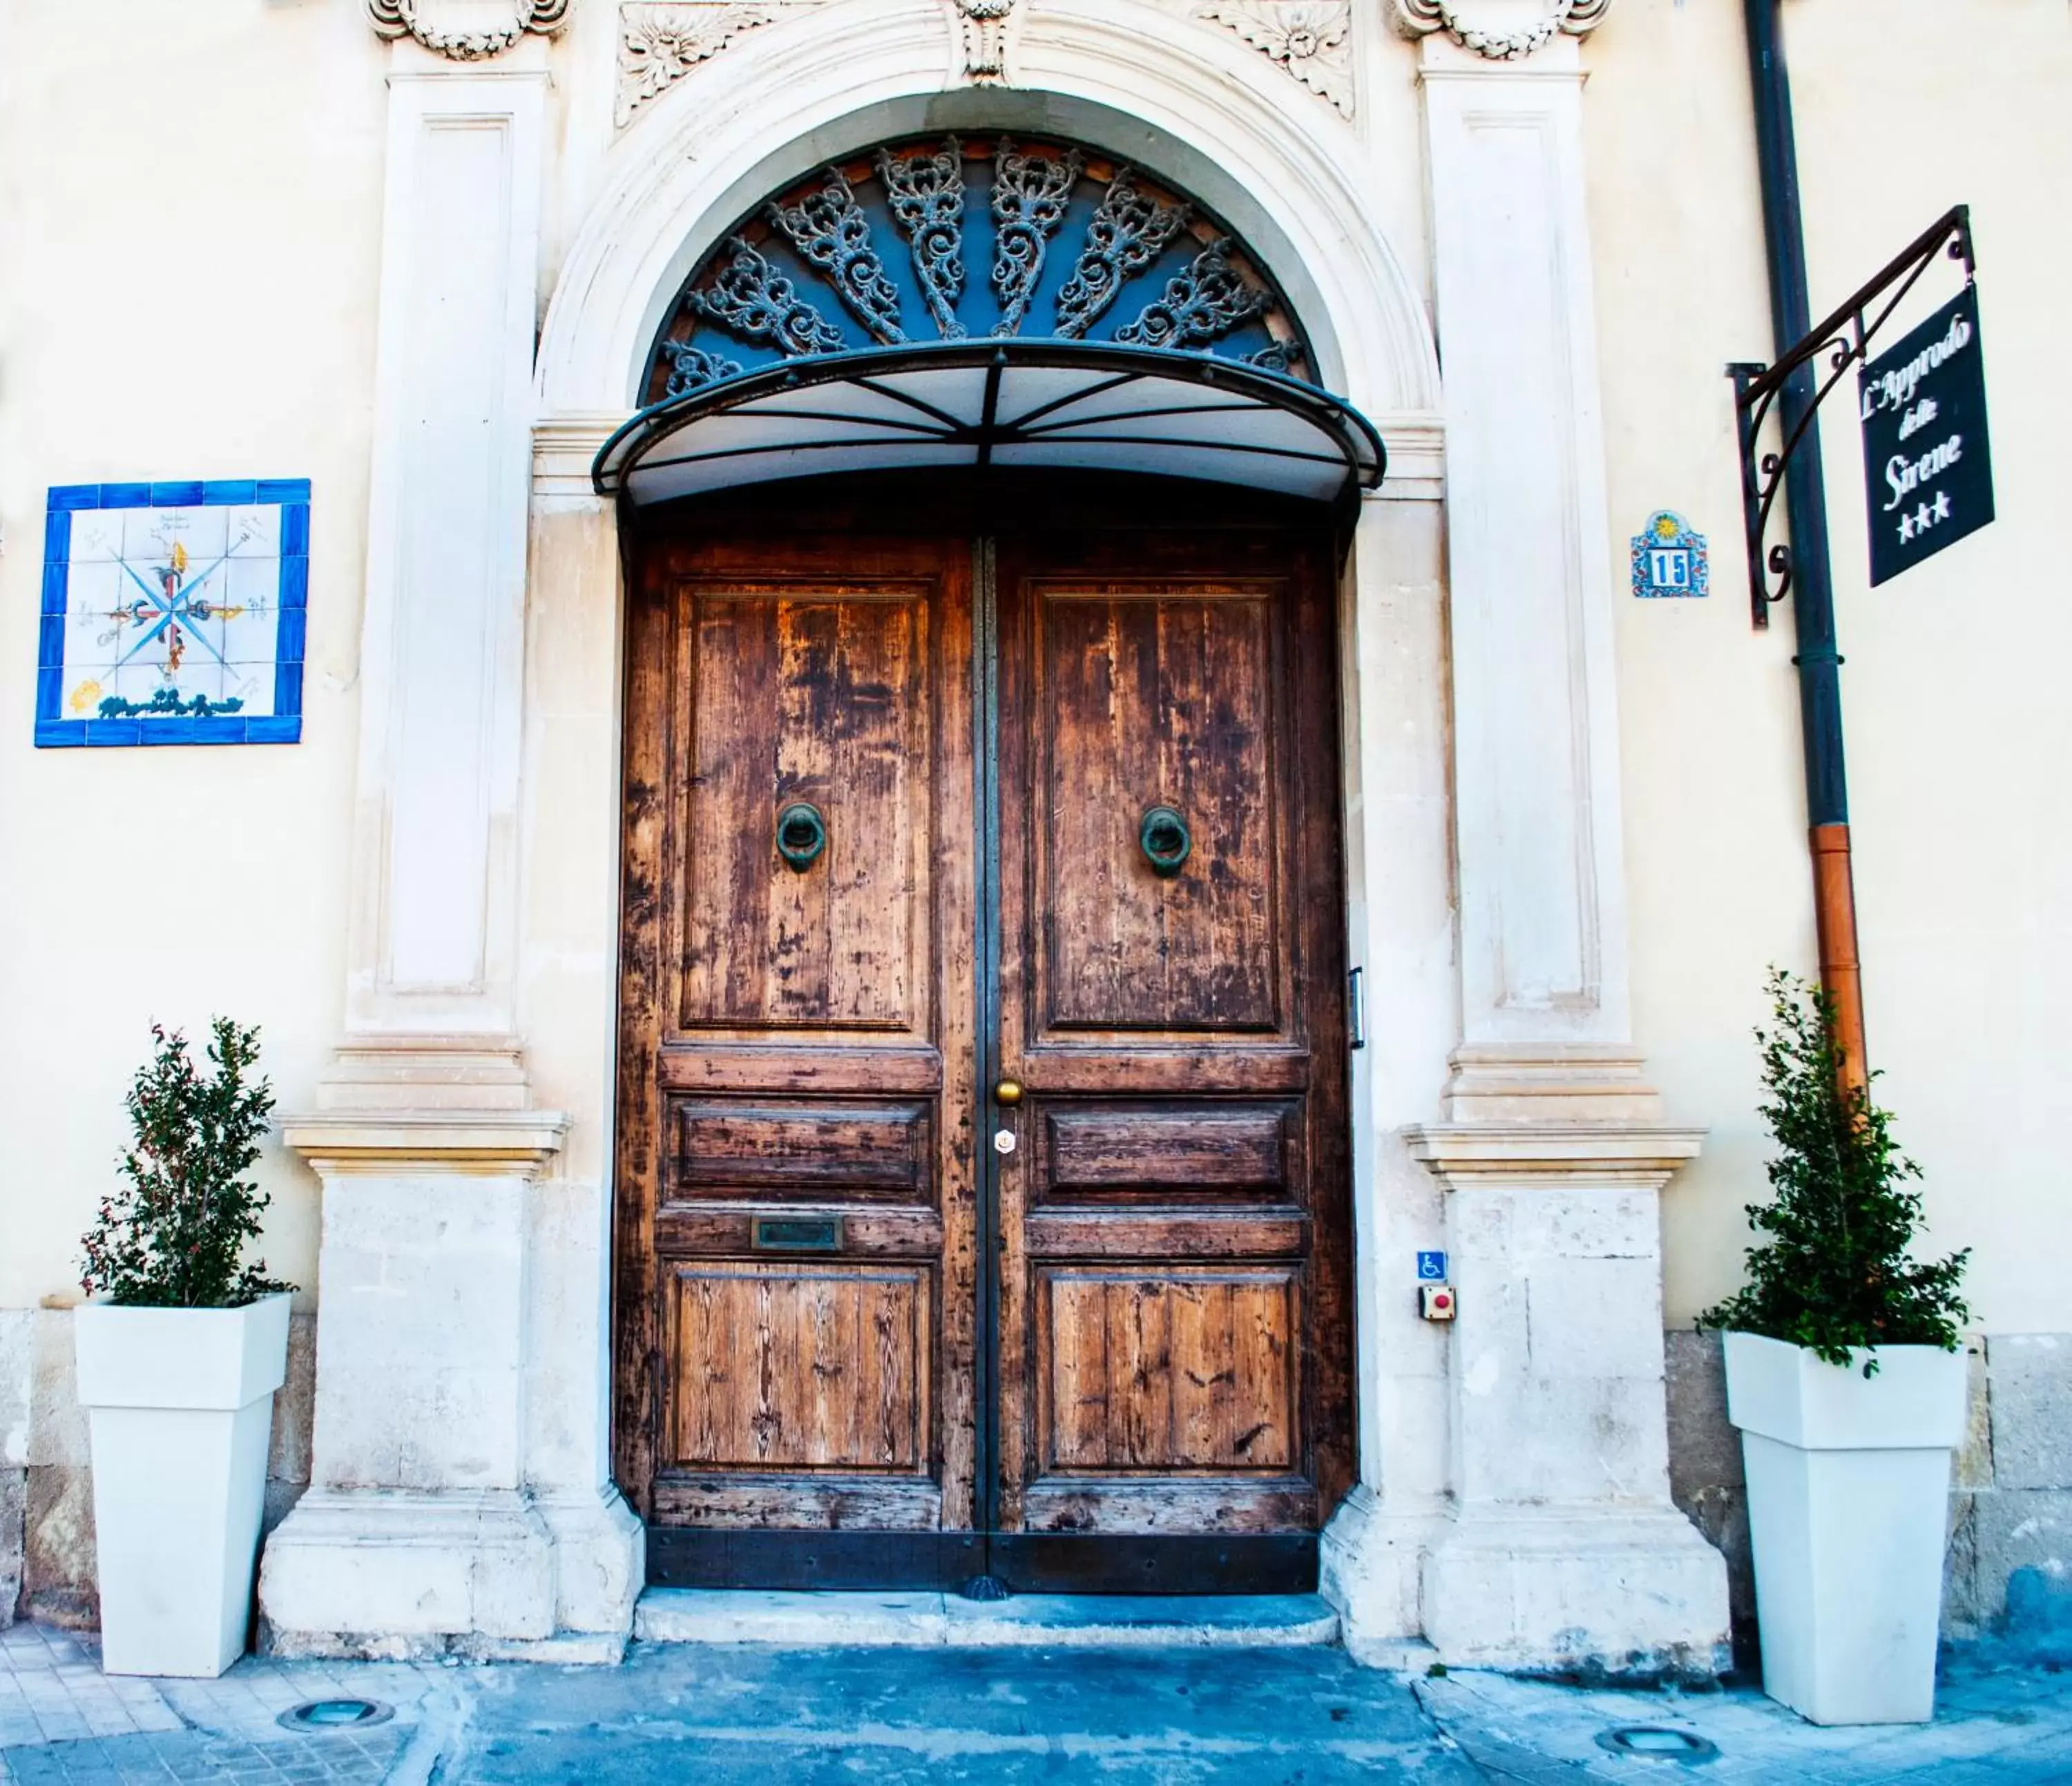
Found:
[1421,1506,1729,1680]
[1318,1487,1443,1667]
[258,1485,640,1663]
[537,1487,645,1638]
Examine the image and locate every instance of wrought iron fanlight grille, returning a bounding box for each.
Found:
[642,135,1314,406]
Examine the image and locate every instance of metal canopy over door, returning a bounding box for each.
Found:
[614,477,1353,1594]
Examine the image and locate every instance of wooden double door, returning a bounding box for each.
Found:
[615,481,1352,1593]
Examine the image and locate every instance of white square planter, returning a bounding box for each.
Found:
[74,1294,291,1677]
[1723,1329,1966,1725]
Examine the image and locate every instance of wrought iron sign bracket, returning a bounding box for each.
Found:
[1728,204,1974,631]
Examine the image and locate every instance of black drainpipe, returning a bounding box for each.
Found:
[1742,0,1868,1086]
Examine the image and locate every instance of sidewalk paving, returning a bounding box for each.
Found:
[3,1617,2069,1783]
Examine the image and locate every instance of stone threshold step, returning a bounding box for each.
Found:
[635,1589,1342,1649]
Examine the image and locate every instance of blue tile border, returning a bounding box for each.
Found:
[35,480,310,749]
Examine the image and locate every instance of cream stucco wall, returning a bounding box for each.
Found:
[1584,0,2072,1334]
[1,0,2064,1361]
[0,1,388,1312]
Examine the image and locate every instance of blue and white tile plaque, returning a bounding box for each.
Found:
[37,480,308,747]
[1630,510,1709,601]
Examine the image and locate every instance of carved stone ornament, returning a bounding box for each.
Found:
[1198,2,1354,116]
[366,0,570,61]
[1392,0,1610,60]
[953,0,1020,84]
[617,3,793,124]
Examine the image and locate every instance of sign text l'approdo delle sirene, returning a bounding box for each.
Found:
[1857,289,1995,586]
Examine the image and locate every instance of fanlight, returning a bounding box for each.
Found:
[595,133,1385,506]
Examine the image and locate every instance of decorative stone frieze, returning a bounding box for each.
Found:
[366,0,569,60]
[1392,0,1609,60]
[617,3,794,125]
[1198,2,1354,116]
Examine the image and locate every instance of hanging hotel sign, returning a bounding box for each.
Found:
[1858,290,1995,586]
[1728,205,1984,629]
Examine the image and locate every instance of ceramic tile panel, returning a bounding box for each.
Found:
[36,480,309,747]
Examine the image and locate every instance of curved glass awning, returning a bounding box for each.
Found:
[594,339,1385,506]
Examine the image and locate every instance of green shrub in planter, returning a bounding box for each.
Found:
[75,1019,298,1677]
[80,1018,291,1309]
[1698,968,1968,1374]
[1703,970,1973,1723]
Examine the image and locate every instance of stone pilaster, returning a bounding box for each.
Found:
[1325,16,1729,1674]
[260,30,640,1658]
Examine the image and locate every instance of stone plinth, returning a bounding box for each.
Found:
[1399,1060,1729,1676]
[260,1056,640,1660]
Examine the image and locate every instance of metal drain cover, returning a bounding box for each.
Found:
[278,1698,394,1732]
[1595,1725,1718,1764]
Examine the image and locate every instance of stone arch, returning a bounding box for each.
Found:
[535,0,1440,427]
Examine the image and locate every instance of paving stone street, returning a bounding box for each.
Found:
[5,1617,2072,1785]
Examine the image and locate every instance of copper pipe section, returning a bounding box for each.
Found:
[1810,822,1868,1095]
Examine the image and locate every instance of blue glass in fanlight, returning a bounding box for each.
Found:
[643,133,1312,407]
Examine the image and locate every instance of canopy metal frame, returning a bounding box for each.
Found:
[594,339,1387,510]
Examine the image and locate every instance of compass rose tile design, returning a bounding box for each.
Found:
[37,480,309,747]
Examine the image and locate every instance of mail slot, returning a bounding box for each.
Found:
[751,1215,844,1253]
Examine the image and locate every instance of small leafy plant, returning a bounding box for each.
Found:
[1700,969,1968,1375]
[80,1019,293,1309]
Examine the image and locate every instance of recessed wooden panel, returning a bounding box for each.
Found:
[1038,1269,1297,1472]
[1038,591,1280,1034]
[678,590,928,1033]
[668,1100,930,1202]
[666,1263,930,1472]
[1043,1104,1289,1200]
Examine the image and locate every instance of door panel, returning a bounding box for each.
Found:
[1038,1103,1294,1200]
[678,590,929,1033]
[1037,593,1280,1033]
[667,1100,932,1202]
[616,535,977,1542]
[1038,1269,1299,1472]
[664,1263,932,1471]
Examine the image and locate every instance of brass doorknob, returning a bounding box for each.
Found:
[993,1079,1024,1106]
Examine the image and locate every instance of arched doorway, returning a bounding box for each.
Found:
[606,134,1382,1595]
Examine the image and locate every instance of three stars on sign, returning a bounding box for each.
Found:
[1895,488,1953,546]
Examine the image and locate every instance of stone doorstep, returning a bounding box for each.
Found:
[633,1589,1343,1650]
